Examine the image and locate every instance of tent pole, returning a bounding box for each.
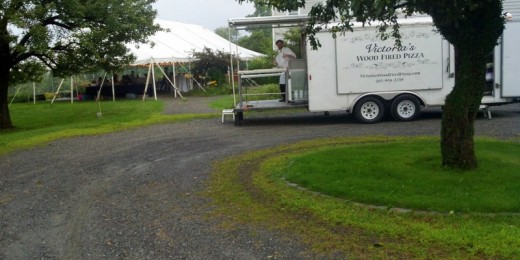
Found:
[188,59,193,91]
[8,86,22,107]
[143,61,153,101]
[172,62,177,98]
[33,82,36,104]
[111,73,115,101]
[228,26,236,107]
[51,78,65,105]
[96,72,107,102]
[227,66,231,84]
[157,63,184,98]
[151,59,157,101]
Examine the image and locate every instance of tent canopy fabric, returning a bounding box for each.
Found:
[129,20,265,66]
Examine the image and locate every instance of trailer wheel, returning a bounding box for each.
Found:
[234,111,243,126]
[390,94,421,121]
[354,97,385,123]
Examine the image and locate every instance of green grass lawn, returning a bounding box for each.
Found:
[208,136,520,258]
[209,95,235,109]
[0,100,216,155]
[281,138,520,213]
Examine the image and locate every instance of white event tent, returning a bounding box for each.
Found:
[130,20,264,65]
[127,20,265,100]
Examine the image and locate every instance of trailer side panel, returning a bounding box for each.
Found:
[336,25,444,94]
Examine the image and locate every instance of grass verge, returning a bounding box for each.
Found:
[0,100,217,156]
[206,136,520,258]
[209,95,235,109]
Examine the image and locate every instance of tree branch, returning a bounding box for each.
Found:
[35,54,58,69]
[41,15,74,30]
[18,15,74,48]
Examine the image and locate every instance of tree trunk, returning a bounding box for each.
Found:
[0,67,13,129]
[0,18,13,130]
[440,46,487,169]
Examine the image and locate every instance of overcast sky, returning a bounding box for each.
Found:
[153,0,256,31]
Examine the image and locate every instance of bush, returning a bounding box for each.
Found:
[191,48,229,85]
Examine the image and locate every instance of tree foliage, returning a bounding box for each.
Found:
[234,2,273,55]
[0,0,160,129]
[237,30,273,54]
[239,0,506,169]
[282,27,302,58]
[191,47,230,85]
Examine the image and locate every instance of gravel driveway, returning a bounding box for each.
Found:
[1,97,519,259]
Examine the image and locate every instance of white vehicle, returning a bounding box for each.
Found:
[228,7,520,125]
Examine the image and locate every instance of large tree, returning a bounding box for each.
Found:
[0,0,160,129]
[239,0,505,169]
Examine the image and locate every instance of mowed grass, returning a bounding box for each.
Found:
[207,136,520,258]
[0,100,217,155]
[281,138,520,213]
[209,95,235,109]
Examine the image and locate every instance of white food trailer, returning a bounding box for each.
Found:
[228,4,520,125]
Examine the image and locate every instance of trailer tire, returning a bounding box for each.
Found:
[234,112,243,126]
[390,94,421,121]
[354,96,385,123]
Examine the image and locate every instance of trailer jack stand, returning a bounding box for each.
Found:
[482,106,492,119]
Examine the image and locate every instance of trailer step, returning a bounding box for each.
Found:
[221,109,235,123]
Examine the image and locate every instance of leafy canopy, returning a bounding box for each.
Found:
[238,0,504,50]
[1,0,160,83]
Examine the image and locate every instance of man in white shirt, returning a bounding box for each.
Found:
[274,39,296,102]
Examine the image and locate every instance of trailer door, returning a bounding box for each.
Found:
[501,21,520,97]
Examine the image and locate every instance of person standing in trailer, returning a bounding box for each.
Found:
[274,39,296,102]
